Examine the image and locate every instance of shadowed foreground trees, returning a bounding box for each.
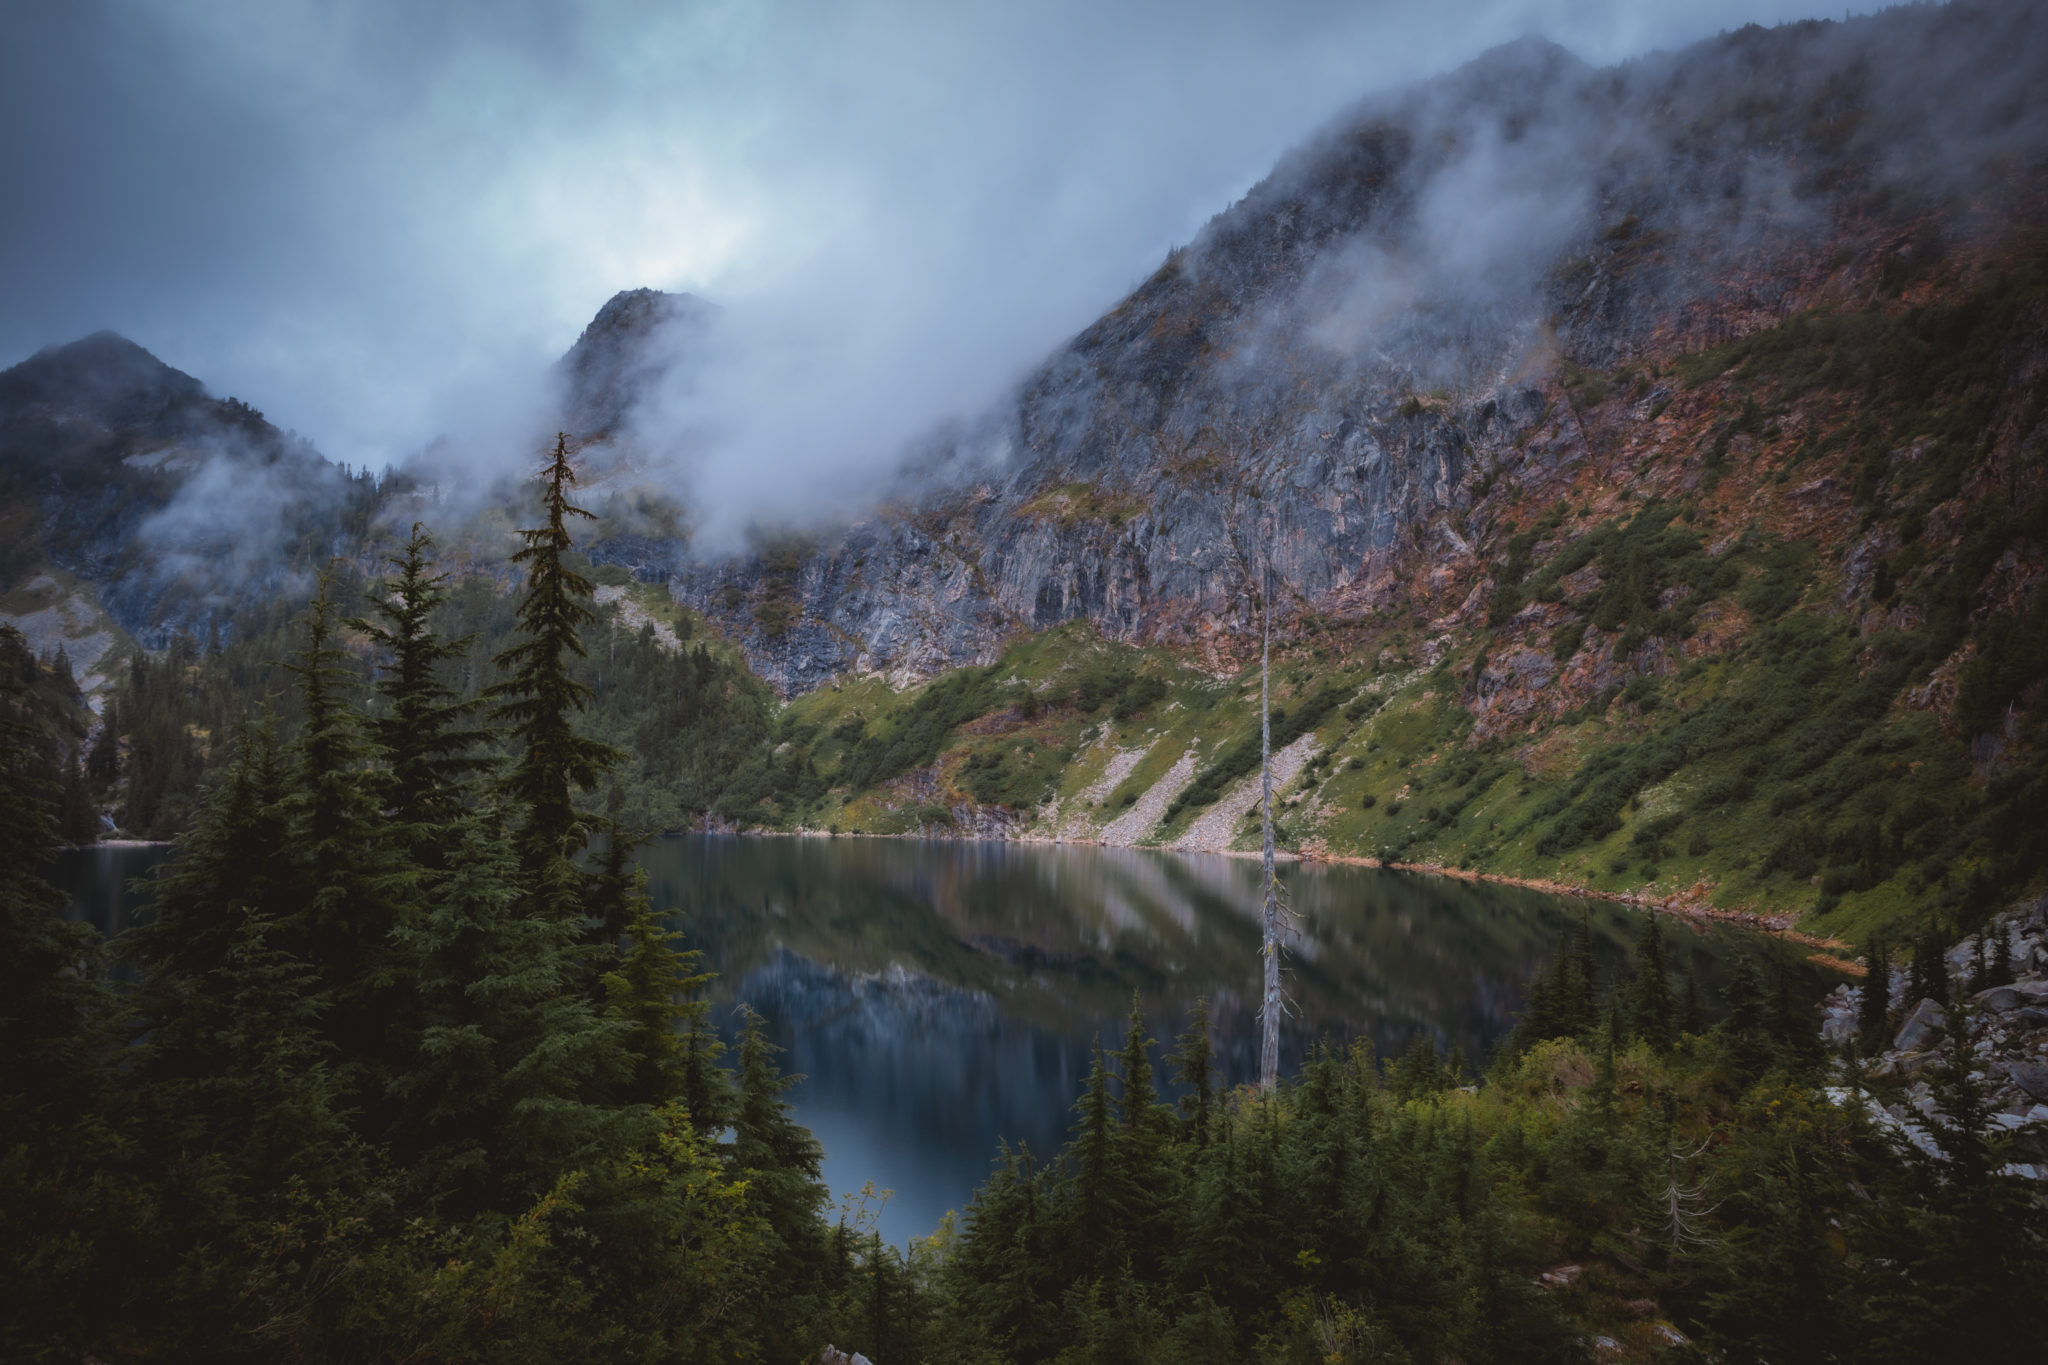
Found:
[0,456,835,1362]
[3,446,2044,1360]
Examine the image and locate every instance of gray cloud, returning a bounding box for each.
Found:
[2,0,1868,531]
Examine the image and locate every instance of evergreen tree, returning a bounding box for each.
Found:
[1859,935,1893,1053]
[1767,962,1825,1074]
[601,877,712,1107]
[586,784,642,948]
[1716,956,1774,1083]
[1517,962,1561,1043]
[1567,910,1601,1034]
[489,435,621,890]
[1521,913,1604,1048]
[1114,995,1174,1279]
[85,697,119,784]
[1168,998,1215,1145]
[120,713,361,1356]
[1627,915,1676,1050]
[944,1143,1058,1357]
[1680,958,1705,1036]
[1986,922,2015,989]
[1907,929,1951,1007]
[681,1001,734,1136]
[280,576,414,1103]
[386,801,634,1214]
[0,628,127,1358]
[1118,992,1165,1137]
[1391,1034,1446,1101]
[729,1004,829,1350]
[126,717,293,1086]
[57,747,97,844]
[1069,1034,1126,1274]
[351,522,491,864]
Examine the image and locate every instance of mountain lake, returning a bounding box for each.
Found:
[53,833,1815,1246]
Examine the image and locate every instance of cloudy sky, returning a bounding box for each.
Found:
[3,0,1856,487]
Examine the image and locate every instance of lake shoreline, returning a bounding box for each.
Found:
[750,825,1858,969]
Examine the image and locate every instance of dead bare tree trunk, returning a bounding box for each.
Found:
[1258,555,1283,1093]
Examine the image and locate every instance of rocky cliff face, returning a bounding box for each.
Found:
[557,287,714,442]
[582,1,2046,697]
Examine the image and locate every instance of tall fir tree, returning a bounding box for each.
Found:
[1168,998,1215,1145]
[729,1004,830,1351]
[1679,958,1705,1036]
[1567,910,1601,1035]
[1069,1034,1126,1274]
[0,622,120,1206]
[85,696,120,784]
[601,874,713,1108]
[280,575,414,1102]
[1859,935,1893,1053]
[351,522,491,864]
[58,748,97,844]
[1628,915,1676,1051]
[489,435,621,896]
[126,716,293,1087]
[386,799,634,1215]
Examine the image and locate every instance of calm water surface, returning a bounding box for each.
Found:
[56,834,1804,1245]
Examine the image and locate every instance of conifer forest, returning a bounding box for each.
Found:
[7,2,2048,1361]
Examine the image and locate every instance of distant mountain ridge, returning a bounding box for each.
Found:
[0,327,371,662]
[0,331,208,433]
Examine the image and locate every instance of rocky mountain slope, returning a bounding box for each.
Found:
[4,2,2044,952]
[582,1,2046,700]
[594,1,2046,950]
[0,330,375,688]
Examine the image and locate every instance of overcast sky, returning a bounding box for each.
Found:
[2,0,1860,480]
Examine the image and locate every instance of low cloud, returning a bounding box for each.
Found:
[2,0,1906,544]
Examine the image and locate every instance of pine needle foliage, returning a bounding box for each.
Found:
[351,522,493,859]
[490,435,622,880]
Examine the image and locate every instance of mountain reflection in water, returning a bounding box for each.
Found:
[640,834,1796,1244]
[54,835,1803,1247]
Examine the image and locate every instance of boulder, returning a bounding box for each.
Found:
[1894,998,1947,1053]
[2008,1061,2048,1103]
[2014,1008,2048,1030]
[1973,985,2026,1013]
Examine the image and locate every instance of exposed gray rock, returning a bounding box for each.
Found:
[1894,998,1947,1053]
[556,288,713,441]
[1973,985,2026,1013]
[2009,1061,2048,1104]
[619,5,2048,695]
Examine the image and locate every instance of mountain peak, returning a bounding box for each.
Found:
[558,288,714,440]
[0,330,206,428]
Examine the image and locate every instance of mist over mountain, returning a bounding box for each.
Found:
[0,330,373,670]
[4,1,2044,699]
[556,288,716,444]
[547,0,2046,694]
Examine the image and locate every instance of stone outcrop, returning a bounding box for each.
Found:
[1821,897,2048,1179]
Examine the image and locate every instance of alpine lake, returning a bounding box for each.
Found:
[54,834,1817,1246]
